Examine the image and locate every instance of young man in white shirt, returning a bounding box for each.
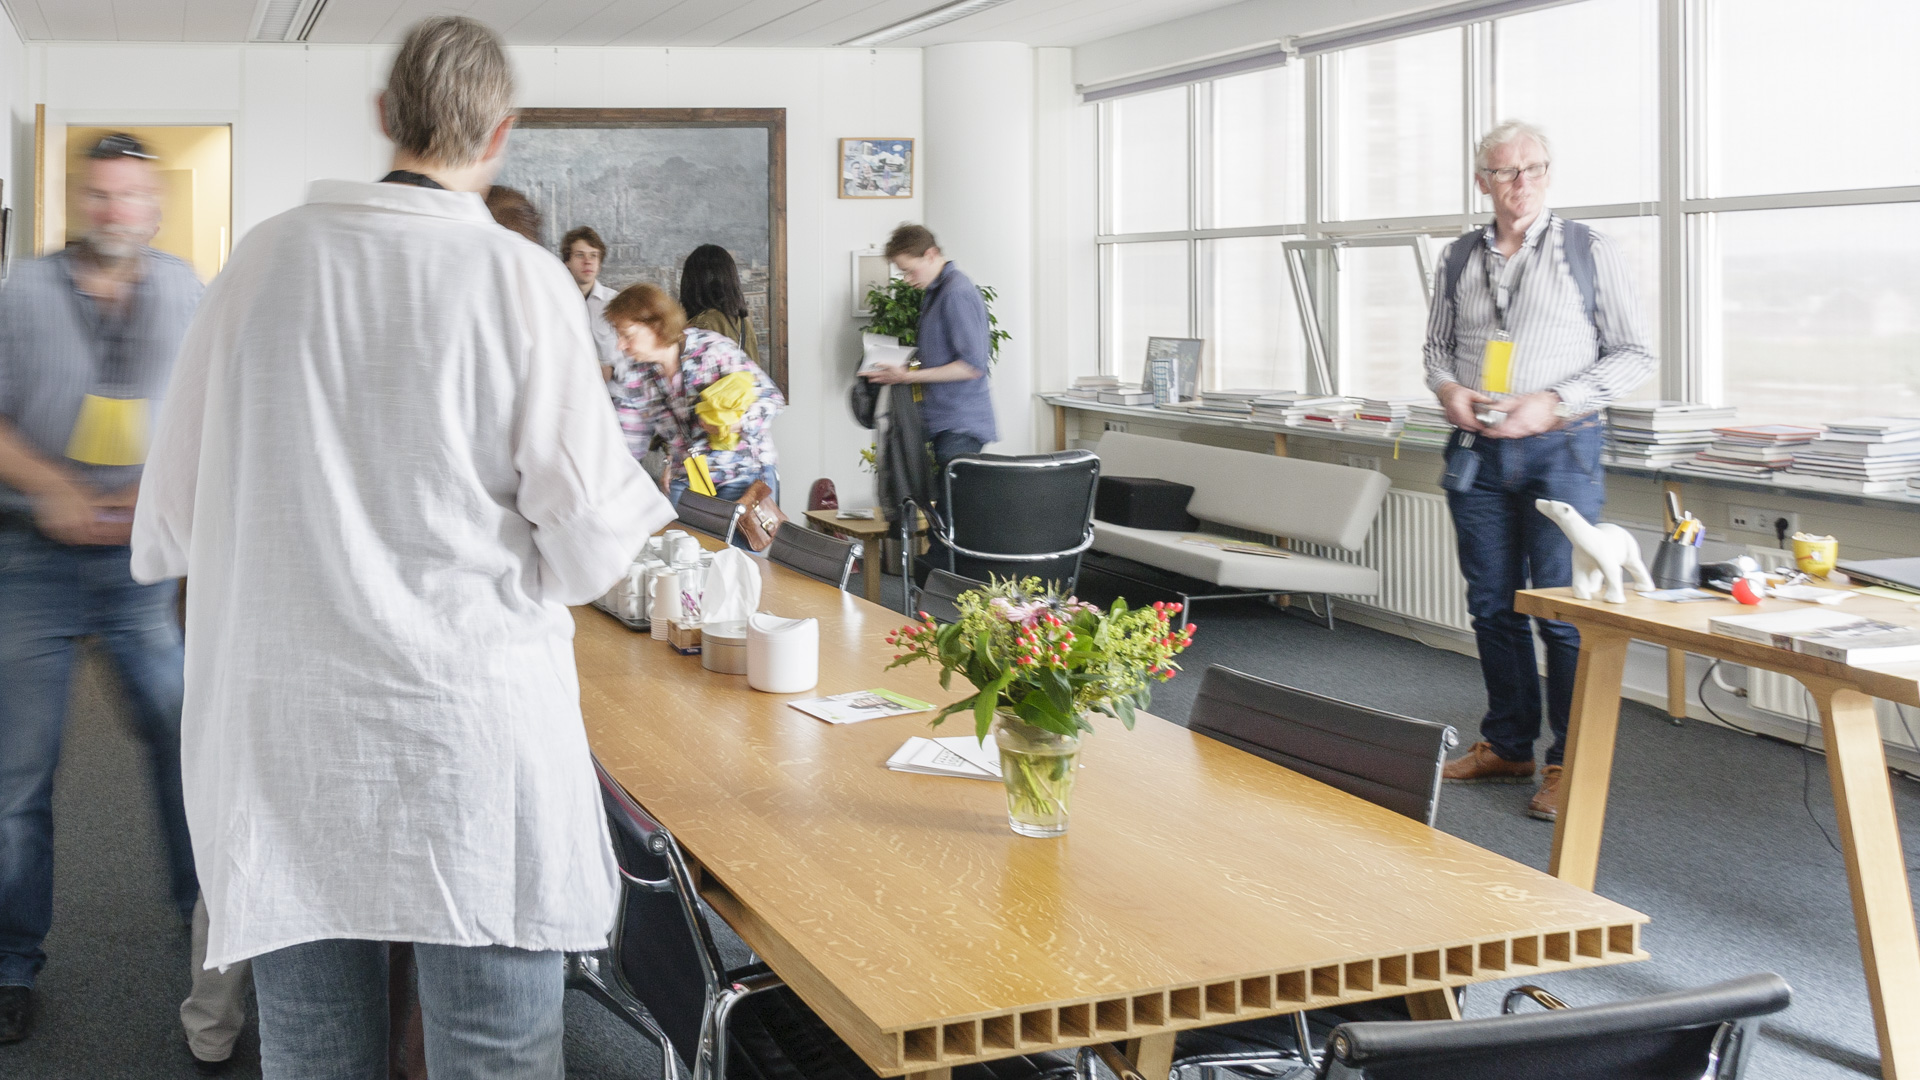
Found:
[131,16,673,1077]
[563,225,622,382]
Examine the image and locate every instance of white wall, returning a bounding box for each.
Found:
[1031,46,1101,433]
[1,7,24,265]
[25,41,924,514]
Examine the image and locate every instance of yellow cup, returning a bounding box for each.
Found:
[1792,535,1838,578]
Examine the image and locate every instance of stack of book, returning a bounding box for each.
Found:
[1781,417,1920,494]
[1189,388,1269,419]
[1669,423,1824,482]
[1065,375,1119,400]
[1345,397,1421,437]
[1250,393,1350,426]
[1401,402,1452,446]
[1096,385,1156,406]
[1603,400,1737,468]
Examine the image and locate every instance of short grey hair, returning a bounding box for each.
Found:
[1474,120,1551,173]
[382,16,515,168]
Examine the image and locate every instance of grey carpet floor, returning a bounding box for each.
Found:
[3,588,1916,1079]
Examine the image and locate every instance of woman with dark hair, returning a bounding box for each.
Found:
[678,243,761,364]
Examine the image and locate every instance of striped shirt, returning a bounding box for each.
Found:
[1422,211,1653,417]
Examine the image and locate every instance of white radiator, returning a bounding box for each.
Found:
[1289,490,1472,632]
[1747,669,1920,751]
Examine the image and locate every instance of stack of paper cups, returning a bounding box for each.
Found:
[746,613,819,693]
[651,570,677,640]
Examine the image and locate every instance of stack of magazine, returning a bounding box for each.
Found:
[1401,402,1452,446]
[1250,392,1350,426]
[1065,375,1119,400]
[1671,423,1823,481]
[1190,389,1268,419]
[1709,608,1920,666]
[1781,417,1920,494]
[1603,401,1737,468]
[1345,397,1421,437]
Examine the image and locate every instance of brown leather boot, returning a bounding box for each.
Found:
[1441,741,1536,784]
[1528,765,1564,821]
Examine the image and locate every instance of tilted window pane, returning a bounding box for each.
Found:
[1708,0,1920,196]
[1106,88,1190,234]
[1714,203,1920,425]
[1330,29,1465,221]
[1493,0,1657,207]
[1339,244,1434,401]
[1568,214,1662,401]
[1203,236,1305,391]
[1105,241,1191,384]
[1209,66,1306,228]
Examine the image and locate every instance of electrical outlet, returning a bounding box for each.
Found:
[1341,453,1381,471]
[1103,420,1128,433]
[1728,505,1800,537]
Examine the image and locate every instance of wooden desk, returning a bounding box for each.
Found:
[803,509,927,605]
[1515,586,1920,1080]
[578,555,1647,1078]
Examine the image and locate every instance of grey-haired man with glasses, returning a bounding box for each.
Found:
[1424,120,1654,823]
[0,132,204,1044]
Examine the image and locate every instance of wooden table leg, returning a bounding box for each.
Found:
[1123,1032,1176,1080]
[863,538,883,605]
[1666,646,1687,720]
[1403,989,1461,1020]
[1549,626,1631,890]
[1053,404,1067,452]
[1811,683,1920,1080]
[905,1068,951,1080]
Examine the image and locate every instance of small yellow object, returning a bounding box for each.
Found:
[1792,533,1838,579]
[1480,337,1514,395]
[694,371,758,451]
[683,453,718,497]
[65,395,150,467]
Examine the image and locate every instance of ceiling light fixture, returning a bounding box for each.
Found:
[250,0,329,42]
[838,0,1017,47]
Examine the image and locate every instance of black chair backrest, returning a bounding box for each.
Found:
[941,451,1099,592]
[678,491,744,546]
[1321,973,1791,1080]
[592,758,721,1072]
[918,569,986,624]
[1188,666,1457,825]
[768,525,861,589]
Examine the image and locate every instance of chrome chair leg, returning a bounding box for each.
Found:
[565,951,681,1080]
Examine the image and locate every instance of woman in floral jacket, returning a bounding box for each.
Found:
[605,283,785,508]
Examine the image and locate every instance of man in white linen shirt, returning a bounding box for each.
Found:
[130,16,674,1078]
[562,225,622,384]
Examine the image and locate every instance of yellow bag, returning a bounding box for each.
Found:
[693,371,758,451]
[683,453,718,497]
[66,395,151,467]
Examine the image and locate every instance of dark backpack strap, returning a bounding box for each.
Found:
[1441,226,1486,317]
[1560,218,1597,327]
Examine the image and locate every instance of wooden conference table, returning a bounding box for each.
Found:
[575,543,1647,1079]
[1516,586,1920,1080]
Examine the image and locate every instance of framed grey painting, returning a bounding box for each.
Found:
[497,109,788,390]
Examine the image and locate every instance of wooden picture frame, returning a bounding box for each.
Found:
[501,108,789,392]
[838,137,914,199]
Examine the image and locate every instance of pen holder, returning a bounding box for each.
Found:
[1650,540,1700,590]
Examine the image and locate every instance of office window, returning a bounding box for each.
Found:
[1713,203,1920,425]
[1104,88,1189,234]
[1571,214,1662,401]
[1207,67,1306,228]
[1493,0,1658,208]
[1202,236,1305,391]
[1339,244,1434,401]
[1707,0,1920,197]
[1328,29,1464,222]
[1104,241,1190,385]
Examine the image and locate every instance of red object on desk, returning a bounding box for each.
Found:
[1731,577,1764,605]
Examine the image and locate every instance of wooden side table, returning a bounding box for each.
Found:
[803,509,928,604]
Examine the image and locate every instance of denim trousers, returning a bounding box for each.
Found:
[1443,419,1605,767]
[669,464,779,549]
[251,939,564,1080]
[929,430,986,474]
[0,525,194,987]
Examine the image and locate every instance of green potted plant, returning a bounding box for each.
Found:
[886,578,1194,837]
[863,279,1011,364]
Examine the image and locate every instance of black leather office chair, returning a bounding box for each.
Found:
[768,526,861,590]
[1315,973,1791,1080]
[582,758,1088,1080]
[1173,667,1458,1078]
[916,569,987,624]
[918,451,1099,594]
[678,491,746,547]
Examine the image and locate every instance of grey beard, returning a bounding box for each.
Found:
[85,230,145,262]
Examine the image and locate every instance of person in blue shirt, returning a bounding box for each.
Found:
[864,225,997,470]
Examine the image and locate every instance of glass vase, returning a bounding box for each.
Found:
[991,712,1082,838]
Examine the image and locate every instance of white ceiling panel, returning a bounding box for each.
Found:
[5,0,1245,47]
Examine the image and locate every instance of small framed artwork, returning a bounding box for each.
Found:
[1146,337,1205,402]
[851,248,897,318]
[838,138,914,199]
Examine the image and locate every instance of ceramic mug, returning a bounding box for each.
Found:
[1792,535,1838,578]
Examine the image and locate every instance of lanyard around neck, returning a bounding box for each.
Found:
[379,170,445,190]
[1484,221,1543,333]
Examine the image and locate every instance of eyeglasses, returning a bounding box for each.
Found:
[1481,162,1550,184]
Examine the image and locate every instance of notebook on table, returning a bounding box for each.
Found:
[1837,557,1920,596]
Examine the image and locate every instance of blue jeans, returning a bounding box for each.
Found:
[669,464,779,549]
[1443,419,1605,768]
[0,525,194,987]
[252,939,563,1080]
[929,431,986,474]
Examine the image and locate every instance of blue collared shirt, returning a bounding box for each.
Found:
[915,262,997,443]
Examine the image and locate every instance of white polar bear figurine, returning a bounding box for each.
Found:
[1534,499,1655,604]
